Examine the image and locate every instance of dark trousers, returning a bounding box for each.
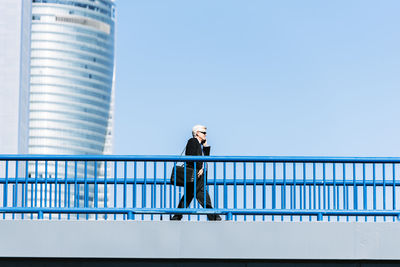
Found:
[175,175,219,220]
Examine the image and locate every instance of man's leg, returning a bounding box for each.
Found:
[171,185,194,220]
[196,176,221,221]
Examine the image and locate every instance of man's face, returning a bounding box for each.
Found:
[196,130,207,142]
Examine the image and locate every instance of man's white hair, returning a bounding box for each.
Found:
[192,124,207,137]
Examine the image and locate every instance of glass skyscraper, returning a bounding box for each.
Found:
[29,0,115,156]
[27,0,116,211]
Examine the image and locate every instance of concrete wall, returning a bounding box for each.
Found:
[0,221,400,260]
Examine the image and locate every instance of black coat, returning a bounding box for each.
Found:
[185,138,210,170]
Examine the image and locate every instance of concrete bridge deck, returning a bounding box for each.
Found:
[1,220,399,261]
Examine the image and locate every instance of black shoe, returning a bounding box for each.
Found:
[170,215,182,221]
[208,215,222,221]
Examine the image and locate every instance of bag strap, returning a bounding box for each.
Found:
[176,146,187,168]
[180,146,186,156]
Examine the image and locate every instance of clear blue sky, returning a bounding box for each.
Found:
[113,0,400,157]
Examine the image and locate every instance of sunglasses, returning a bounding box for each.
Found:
[199,131,207,135]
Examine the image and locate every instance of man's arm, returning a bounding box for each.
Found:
[185,138,198,156]
[203,145,211,156]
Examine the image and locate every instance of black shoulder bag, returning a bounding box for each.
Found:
[170,147,194,186]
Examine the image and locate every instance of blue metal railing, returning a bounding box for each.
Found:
[0,155,400,221]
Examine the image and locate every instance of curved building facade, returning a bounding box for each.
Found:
[29,0,115,155]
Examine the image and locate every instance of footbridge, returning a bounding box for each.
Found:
[0,155,400,266]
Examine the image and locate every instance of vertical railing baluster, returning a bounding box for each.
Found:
[14,161,18,220]
[31,161,35,219]
[143,161,147,220]
[133,161,137,220]
[252,162,256,221]
[353,163,357,222]
[233,162,237,221]
[37,161,42,211]
[383,163,386,222]
[299,166,303,215]
[363,163,366,222]
[64,161,67,208]
[173,161,177,210]
[323,163,326,222]
[282,162,286,221]
[24,160,29,220]
[114,161,117,220]
[203,161,207,221]
[169,163,172,212]
[156,162,159,220]
[94,161,98,220]
[336,176,340,218]
[44,161,48,210]
[318,164,321,211]
[150,162,155,221]
[313,163,316,215]
[262,162,266,221]
[35,161,38,213]
[74,161,78,220]
[153,161,156,221]
[214,162,218,210]
[163,161,167,220]
[53,161,57,219]
[65,161,69,220]
[292,163,296,222]
[301,163,306,222]
[191,162,195,221]
[21,163,25,219]
[302,163,306,222]
[184,161,188,220]
[224,162,227,215]
[3,160,8,220]
[308,163,312,221]
[206,167,210,220]
[272,162,276,222]
[58,178,61,217]
[55,161,59,220]
[326,164,331,222]
[178,172,182,213]
[343,163,348,222]
[243,162,247,221]
[373,163,376,222]
[123,161,127,220]
[393,163,396,222]
[104,161,108,220]
[333,163,337,221]
[84,161,88,220]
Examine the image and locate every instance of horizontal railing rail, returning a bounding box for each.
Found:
[0,208,400,221]
[1,178,400,186]
[2,154,400,163]
[0,155,399,222]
